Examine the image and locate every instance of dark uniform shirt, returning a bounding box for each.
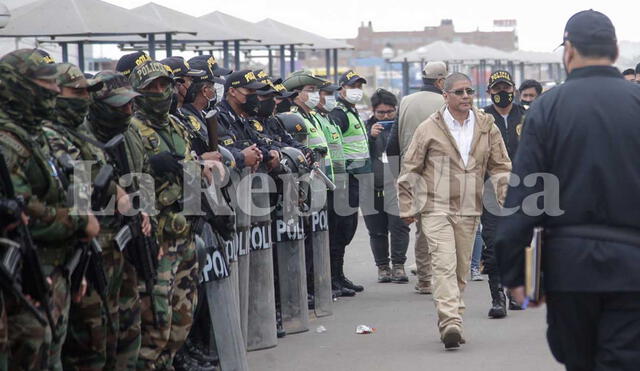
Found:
[482,103,527,160]
[495,66,640,292]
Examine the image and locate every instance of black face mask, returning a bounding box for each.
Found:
[240,93,259,115]
[520,100,533,107]
[276,99,292,114]
[491,91,513,108]
[256,98,275,118]
[169,92,180,115]
[88,100,132,142]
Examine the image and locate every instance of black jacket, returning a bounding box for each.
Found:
[495,66,640,292]
[482,103,526,160]
[365,117,393,189]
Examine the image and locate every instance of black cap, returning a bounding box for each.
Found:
[561,10,616,47]
[254,69,278,95]
[186,56,225,84]
[320,80,342,92]
[116,51,151,78]
[271,78,298,99]
[488,70,514,89]
[161,57,206,79]
[224,69,267,91]
[188,55,232,77]
[339,70,367,86]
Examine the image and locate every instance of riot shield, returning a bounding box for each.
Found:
[230,167,252,346]
[246,172,278,351]
[309,164,333,318]
[200,222,249,371]
[273,169,309,334]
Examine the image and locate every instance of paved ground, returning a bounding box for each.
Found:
[247,218,564,371]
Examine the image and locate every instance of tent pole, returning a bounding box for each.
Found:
[401,58,409,96]
[279,45,286,78]
[61,43,68,63]
[268,47,273,77]
[222,41,230,69]
[325,49,331,79]
[333,48,338,83]
[148,34,156,60]
[165,33,173,57]
[77,42,84,72]
[289,45,295,73]
[233,40,240,70]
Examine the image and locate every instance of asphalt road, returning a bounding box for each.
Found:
[247,218,564,371]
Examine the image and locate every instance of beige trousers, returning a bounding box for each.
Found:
[414,214,432,287]
[421,214,478,334]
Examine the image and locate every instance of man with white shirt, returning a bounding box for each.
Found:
[397,73,511,349]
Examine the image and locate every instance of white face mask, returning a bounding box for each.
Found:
[323,95,337,111]
[304,91,320,109]
[345,88,364,104]
[214,83,225,101]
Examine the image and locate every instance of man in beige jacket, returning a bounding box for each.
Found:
[397,72,511,349]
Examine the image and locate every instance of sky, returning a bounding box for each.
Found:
[101,0,639,52]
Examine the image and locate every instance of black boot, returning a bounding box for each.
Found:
[488,275,507,319]
[332,278,356,297]
[276,307,287,338]
[337,265,364,292]
[508,292,523,310]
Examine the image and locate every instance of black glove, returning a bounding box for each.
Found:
[0,198,21,229]
[210,214,235,241]
[313,147,328,157]
[149,152,184,178]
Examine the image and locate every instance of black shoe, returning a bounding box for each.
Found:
[308,294,315,310]
[276,309,287,338]
[332,279,356,297]
[508,293,523,310]
[340,276,364,292]
[488,286,507,319]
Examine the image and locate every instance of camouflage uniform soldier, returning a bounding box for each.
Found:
[128,60,199,370]
[40,63,121,371]
[0,50,100,370]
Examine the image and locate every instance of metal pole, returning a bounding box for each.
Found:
[289,45,295,73]
[325,49,331,79]
[198,50,204,56]
[148,34,156,60]
[223,41,230,69]
[268,47,273,76]
[519,62,525,84]
[165,33,173,57]
[61,43,68,63]
[475,63,481,107]
[401,58,409,96]
[77,42,85,71]
[479,59,486,106]
[233,40,240,70]
[333,48,338,83]
[279,45,286,78]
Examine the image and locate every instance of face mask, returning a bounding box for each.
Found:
[323,95,337,112]
[257,98,275,118]
[240,93,259,115]
[88,100,132,142]
[55,96,91,128]
[276,99,292,114]
[304,91,320,109]
[491,91,513,108]
[520,100,533,107]
[205,86,217,112]
[29,80,58,122]
[214,83,225,101]
[345,88,363,104]
[135,87,173,123]
[169,92,180,114]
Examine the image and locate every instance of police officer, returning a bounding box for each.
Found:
[115,51,151,79]
[327,70,372,294]
[0,49,100,369]
[160,56,207,128]
[481,70,526,318]
[128,59,199,369]
[496,10,640,370]
[86,70,152,369]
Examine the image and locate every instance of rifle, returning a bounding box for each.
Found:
[0,151,55,330]
[104,134,160,328]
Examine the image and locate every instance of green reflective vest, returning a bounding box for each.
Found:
[311,111,345,176]
[291,107,334,181]
[338,103,371,173]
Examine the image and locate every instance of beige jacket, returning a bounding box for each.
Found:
[397,90,445,157]
[397,106,512,217]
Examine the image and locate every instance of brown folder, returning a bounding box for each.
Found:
[525,227,543,302]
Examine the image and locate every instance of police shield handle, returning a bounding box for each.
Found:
[310,164,336,191]
[205,110,219,151]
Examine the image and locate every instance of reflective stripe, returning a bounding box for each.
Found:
[344,152,369,159]
[342,134,367,143]
[308,136,326,146]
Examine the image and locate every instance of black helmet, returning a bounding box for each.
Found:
[218,145,236,169]
[276,113,307,144]
[280,146,309,175]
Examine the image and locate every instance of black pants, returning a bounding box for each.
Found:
[546,292,640,371]
[362,190,409,266]
[329,175,359,274]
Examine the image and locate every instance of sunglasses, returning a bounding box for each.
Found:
[448,88,475,96]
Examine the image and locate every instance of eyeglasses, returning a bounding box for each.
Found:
[448,88,475,96]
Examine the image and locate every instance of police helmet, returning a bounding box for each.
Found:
[276,113,308,145]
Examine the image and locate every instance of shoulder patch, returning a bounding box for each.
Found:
[188,116,201,131]
[252,120,264,132]
[223,138,234,146]
[0,131,30,158]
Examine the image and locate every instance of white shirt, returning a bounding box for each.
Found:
[443,107,475,166]
[501,113,509,129]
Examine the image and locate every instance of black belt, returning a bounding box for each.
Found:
[547,225,640,247]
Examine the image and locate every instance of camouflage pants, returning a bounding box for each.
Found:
[138,238,198,370]
[48,269,71,371]
[6,288,51,370]
[113,259,141,370]
[62,237,124,371]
